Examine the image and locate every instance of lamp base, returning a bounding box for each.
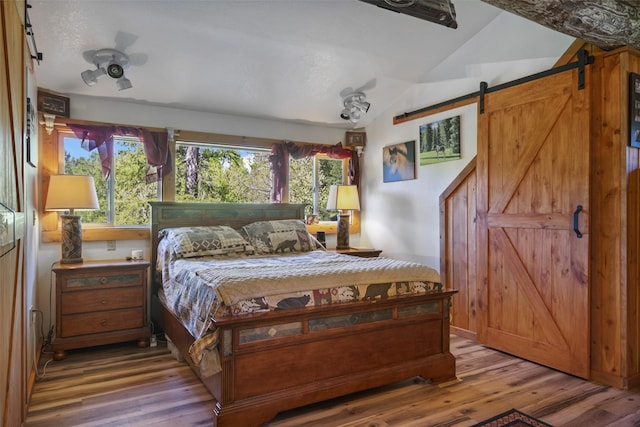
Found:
[336,212,350,250]
[60,214,83,264]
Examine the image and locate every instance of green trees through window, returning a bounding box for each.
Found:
[63,136,346,226]
[63,136,157,225]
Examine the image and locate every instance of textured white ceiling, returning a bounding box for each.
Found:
[27,0,575,129]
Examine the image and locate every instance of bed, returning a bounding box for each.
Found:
[149,201,456,427]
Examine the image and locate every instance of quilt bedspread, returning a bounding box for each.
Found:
[157,242,443,373]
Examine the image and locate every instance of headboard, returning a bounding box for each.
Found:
[148,202,307,289]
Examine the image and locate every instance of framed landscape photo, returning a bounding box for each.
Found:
[382,140,416,183]
[38,90,70,117]
[419,115,461,165]
[629,72,640,148]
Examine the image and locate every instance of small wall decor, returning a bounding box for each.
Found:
[37,89,70,117]
[345,131,366,147]
[382,140,416,182]
[629,72,640,148]
[419,115,461,165]
[26,97,36,167]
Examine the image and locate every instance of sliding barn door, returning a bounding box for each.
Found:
[476,67,590,378]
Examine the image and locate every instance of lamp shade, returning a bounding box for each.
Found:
[45,175,100,212]
[327,185,360,211]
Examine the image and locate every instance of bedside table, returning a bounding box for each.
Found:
[332,247,382,258]
[51,260,151,360]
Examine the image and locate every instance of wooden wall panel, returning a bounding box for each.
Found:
[589,48,640,389]
[1,0,27,425]
[440,157,477,337]
[623,52,640,385]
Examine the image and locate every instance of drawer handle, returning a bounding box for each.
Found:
[100,300,108,305]
[100,320,108,327]
[100,277,108,284]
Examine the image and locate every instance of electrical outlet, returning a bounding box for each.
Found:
[150,334,157,347]
[107,240,116,251]
[30,306,36,326]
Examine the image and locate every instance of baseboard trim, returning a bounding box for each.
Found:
[451,326,477,341]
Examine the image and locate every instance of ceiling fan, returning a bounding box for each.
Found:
[80,32,148,91]
[340,92,371,123]
[81,48,133,90]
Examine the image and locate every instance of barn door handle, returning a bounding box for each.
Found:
[573,205,583,238]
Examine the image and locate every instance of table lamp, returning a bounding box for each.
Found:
[327,185,360,250]
[45,175,99,264]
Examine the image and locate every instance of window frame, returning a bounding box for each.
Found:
[41,120,358,243]
[41,121,161,243]
[289,153,360,236]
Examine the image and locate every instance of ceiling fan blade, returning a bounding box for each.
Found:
[114,31,139,52]
[127,53,149,67]
[339,87,355,98]
[82,49,98,64]
[356,78,377,93]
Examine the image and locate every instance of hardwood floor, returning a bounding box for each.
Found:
[26,335,640,426]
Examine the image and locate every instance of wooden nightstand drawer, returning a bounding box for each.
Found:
[52,260,151,360]
[61,287,144,315]
[60,308,145,337]
[61,271,145,291]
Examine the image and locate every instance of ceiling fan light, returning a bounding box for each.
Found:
[81,67,106,86]
[116,76,132,91]
[339,91,370,123]
[349,108,361,122]
[353,99,371,113]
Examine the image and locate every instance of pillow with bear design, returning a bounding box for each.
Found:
[160,226,254,258]
[239,219,317,254]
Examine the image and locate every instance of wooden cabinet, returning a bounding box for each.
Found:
[51,260,151,360]
[331,247,382,258]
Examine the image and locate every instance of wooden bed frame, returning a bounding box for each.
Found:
[149,201,456,427]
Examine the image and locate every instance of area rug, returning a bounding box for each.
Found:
[471,408,553,427]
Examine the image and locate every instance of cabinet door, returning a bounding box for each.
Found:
[476,67,590,378]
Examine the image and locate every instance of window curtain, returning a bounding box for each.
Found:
[67,124,171,183]
[269,141,359,203]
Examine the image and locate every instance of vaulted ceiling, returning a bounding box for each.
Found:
[26,1,631,131]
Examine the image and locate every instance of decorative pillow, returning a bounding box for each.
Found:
[159,226,254,258]
[239,219,316,254]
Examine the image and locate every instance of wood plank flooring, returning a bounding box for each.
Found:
[26,335,640,426]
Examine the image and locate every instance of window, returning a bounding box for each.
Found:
[175,142,272,202]
[174,142,348,220]
[289,155,345,220]
[43,122,356,243]
[61,133,158,225]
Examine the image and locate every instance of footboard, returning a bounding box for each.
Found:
[207,291,456,427]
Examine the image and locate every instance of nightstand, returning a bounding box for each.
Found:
[332,247,382,258]
[51,260,151,360]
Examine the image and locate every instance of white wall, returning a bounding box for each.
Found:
[359,102,477,269]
